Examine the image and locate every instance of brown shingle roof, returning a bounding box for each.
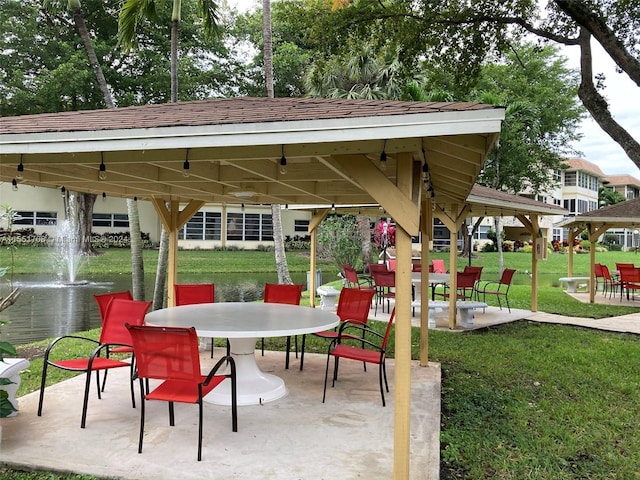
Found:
[604,174,640,188]
[0,97,500,135]
[564,158,606,177]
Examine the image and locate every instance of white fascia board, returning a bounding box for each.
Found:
[467,194,566,216]
[0,109,505,155]
[555,216,638,227]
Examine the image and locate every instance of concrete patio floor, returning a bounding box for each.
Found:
[2,347,441,480]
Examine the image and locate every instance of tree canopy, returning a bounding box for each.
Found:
[301,0,640,170]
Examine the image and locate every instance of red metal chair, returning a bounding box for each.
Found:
[93,291,134,393]
[437,271,477,301]
[174,283,218,358]
[126,324,237,461]
[477,268,516,312]
[299,287,375,371]
[370,270,395,315]
[602,264,622,298]
[263,283,304,369]
[342,264,371,289]
[463,266,484,300]
[432,259,446,273]
[618,266,640,300]
[323,308,395,406]
[38,298,152,428]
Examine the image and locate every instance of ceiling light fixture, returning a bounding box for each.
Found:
[379,140,387,171]
[12,178,18,191]
[102,192,107,201]
[16,156,24,182]
[279,145,287,175]
[60,186,66,196]
[183,150,190,178]
[98,156,107,180]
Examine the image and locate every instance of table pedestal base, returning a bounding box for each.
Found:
[204,337,287,406]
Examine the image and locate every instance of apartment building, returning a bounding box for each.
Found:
[0,183,312,249]
[600,174,640,250]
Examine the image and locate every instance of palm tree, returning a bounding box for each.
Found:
[118,0,220,103]
[119,0,220,308]
[262,0,292,284]
[43,0,146,298]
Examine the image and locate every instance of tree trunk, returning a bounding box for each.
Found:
[73,9,113,109]
[263,0,274,98]
[153,229,169,310]
[494,216,504,274]
[575,28,640,167]
[127,199,145,300]
[77,193,96,255]
[358,215,372,272]
[272,204,292,284]
[263,0,291,285]
[171,19,179,103]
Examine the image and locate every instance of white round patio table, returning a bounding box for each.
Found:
[145,302,339,406]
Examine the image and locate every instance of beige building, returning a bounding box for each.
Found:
[0,183,312,250]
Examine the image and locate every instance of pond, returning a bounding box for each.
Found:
[0,270,333,346]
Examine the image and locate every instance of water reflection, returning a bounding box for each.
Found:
[0,271,322,346]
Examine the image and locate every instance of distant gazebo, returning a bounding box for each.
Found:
[557,197,640,303]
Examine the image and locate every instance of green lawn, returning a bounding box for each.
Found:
[4,247,640,479]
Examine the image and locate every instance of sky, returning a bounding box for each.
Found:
[228,0,640,179]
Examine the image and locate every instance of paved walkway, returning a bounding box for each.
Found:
[3,295,640,480]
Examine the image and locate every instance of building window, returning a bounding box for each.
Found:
[92,213,129,228]
[564,171,576,186]
[294,219,310,232]
[179,211,221,240]
[552,228,562,242]
[14,211,57,226]
[227,212,273,241]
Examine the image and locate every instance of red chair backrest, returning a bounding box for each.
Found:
[387,259,396,271]
[457,271,477,289]
[618,266,640,283]
[616,263,634,270]
[336,288,375,325]
[126,325,201,382]
[369,263,388,274]
[413,263,422,272]
[594,263,603,277]
[100,298,152,346]
[380,308,396,351]
[500,268,516,285]
[463,265,483,282]
[432,259,446,273]
[174,283,215,306]
[264,283,303,305]
[371,270,395,288]
[342,265,361,286]
[601,265,614,281]
[93,291,133,323]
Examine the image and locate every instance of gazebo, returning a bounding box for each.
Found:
[0,96,506,478]
[557,197,640,303]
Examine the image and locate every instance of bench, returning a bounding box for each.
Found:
[0,358,30,417]
[558,277,590,293]
[456,301,488,328]
[412,300,449,328]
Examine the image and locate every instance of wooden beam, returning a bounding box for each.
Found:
[330,154,419,234]
[393,152,413,480]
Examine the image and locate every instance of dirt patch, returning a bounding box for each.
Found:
[15,344,46,361]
